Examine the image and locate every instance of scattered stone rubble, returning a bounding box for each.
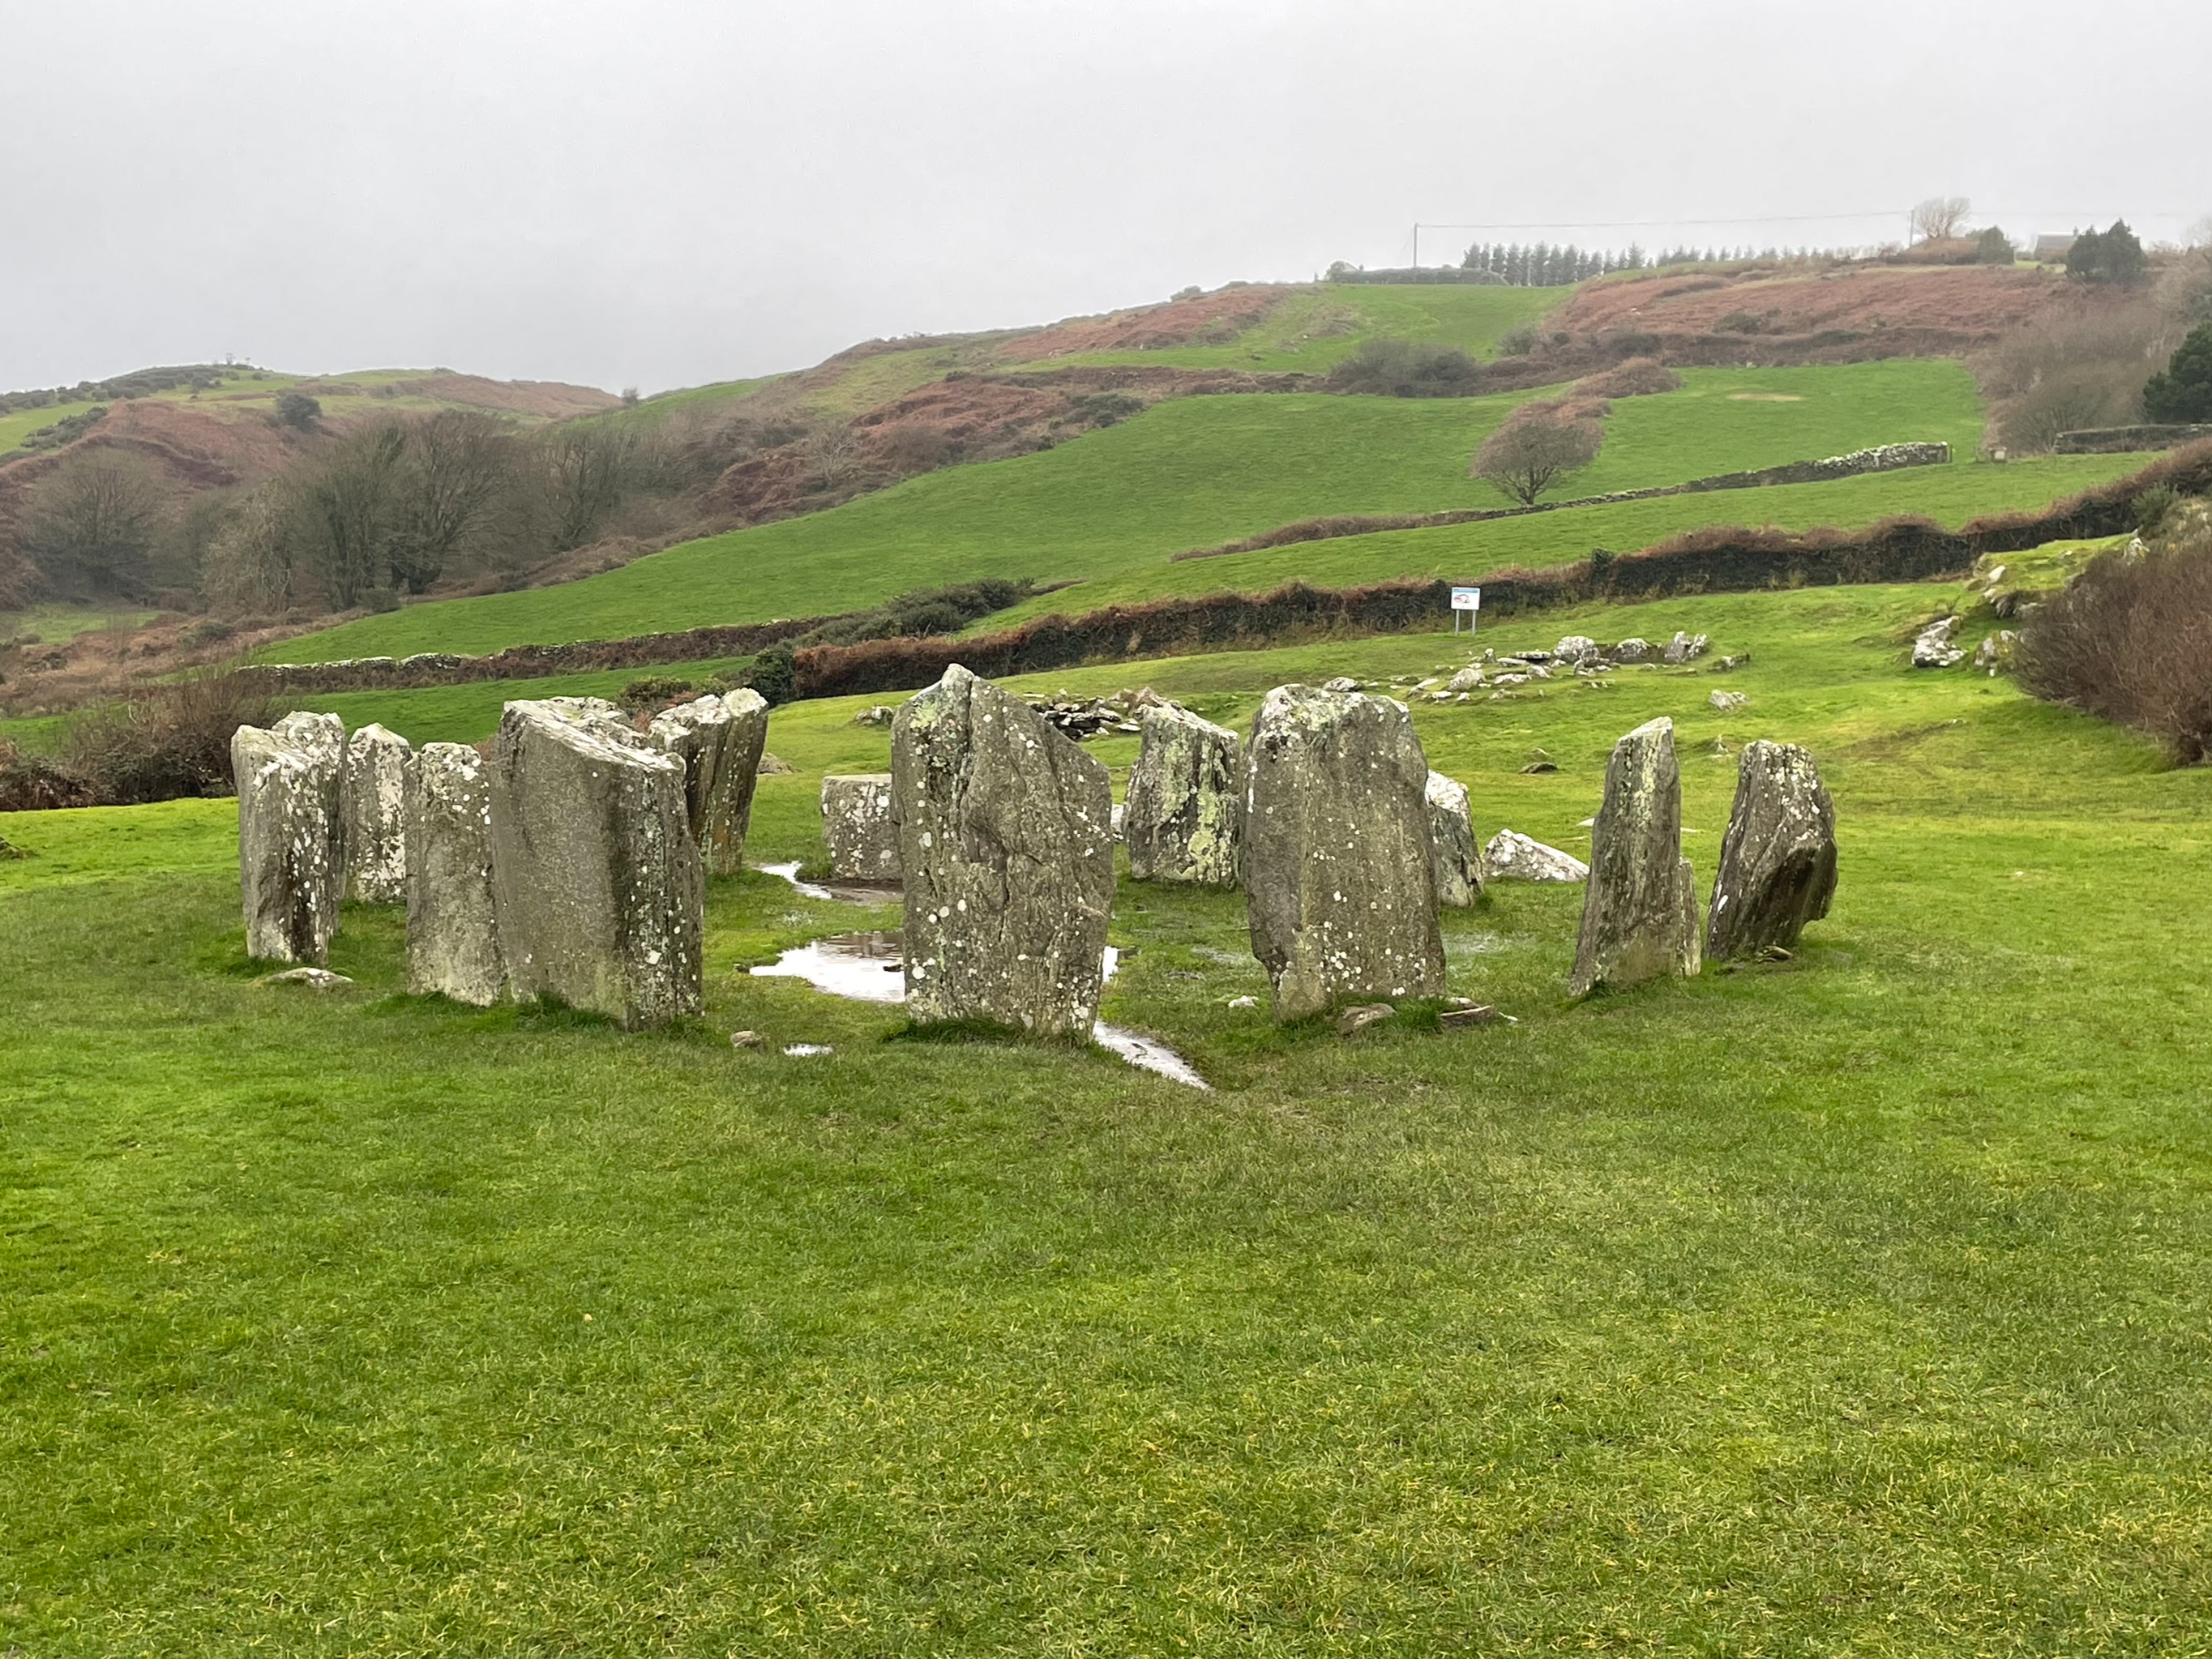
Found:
[1912,615,1966,668]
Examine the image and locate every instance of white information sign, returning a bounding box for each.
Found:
[1450,586,1481,611]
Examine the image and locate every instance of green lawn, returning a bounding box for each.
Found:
[271,361,2017,665]
[9,582,2212,1650]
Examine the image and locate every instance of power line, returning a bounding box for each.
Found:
[1418,211,1909,233]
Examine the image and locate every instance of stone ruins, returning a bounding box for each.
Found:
[649,690,770,877]
[341,722,412,903]
[488,697,704,1028]
[1243,684,1445,1021]
[405,742,505,1006]
[233,710,345,965]
[1423,772,1483,908]
[1706,740,1838,959]
[1122,703,1242,887]
[892,664,1115,1036]
[1569,716,1701,997]
[821,775,901,881]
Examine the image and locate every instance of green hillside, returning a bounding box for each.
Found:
[272,360,2002,662]
[12,584,2212,1647]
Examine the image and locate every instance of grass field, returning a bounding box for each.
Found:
[8,582,2212,1651]
[272,360,2026,664]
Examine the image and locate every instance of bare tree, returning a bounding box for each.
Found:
[203,487,302,613]
[387,411,515,592]
[22,450,167,599]
[541,424,634,550]
[1910,197,1972,243]
[798,422,862,489]
[297,425,408,607]
[1470,410,1604,506]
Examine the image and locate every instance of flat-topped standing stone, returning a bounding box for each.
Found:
[488,699,702,1028]
[1424,771,1483,908]
[892,665,1115,1036]
[1243,686,1446,1021]
[821,775,901,881]
[1123,703,1242,887]
[1706,740,1838,960]
[1569,716,1701,997]
[649,690,770,876]
[232,710,345,964]
[406,742,505,1005]
[341,722,412,903]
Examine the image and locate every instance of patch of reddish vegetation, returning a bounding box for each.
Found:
[998,285,1289,361]
[361,374,622,419]
[1551,264,2077,350]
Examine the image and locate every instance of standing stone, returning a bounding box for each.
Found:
[1424,771,1483,908]
[892,665,1115,1036]
[649,691,770,876]
[1706,740,1838,960]
[406,742,504,1006]
[1569,716,1701,997]
[488,699,702,1028]
[1123,703,1242,887]
[341,723,412,903]
[821,775,901,881]
[231,710,345,964]
[1243,685,1446,1021]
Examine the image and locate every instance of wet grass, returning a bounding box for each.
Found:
[6,584,2212,1651]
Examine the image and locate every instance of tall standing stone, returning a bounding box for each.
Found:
[1569,716,1701,997]
[892,665,1114,1036]
[649,691,770,876]
[821,775,901,881]
[341,722,412,903]
[406,742,505,1006]
[1123,703,1242,887]
[1424,771,1483,908]
[1243,685,1445,1021]
[232,710,345,964]
[1706,740,1838,960]
[488,699,703,1028]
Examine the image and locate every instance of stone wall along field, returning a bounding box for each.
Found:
[487,697,704,1029]
[232,711,345,965]
[649,691,770,878]
[1123,703,1242,887]
[406,742,505,1007]
[341,723,412,904]
[892,665,1115,1037]
[821,775,901,882]
[1243,685,1445,1021]
[1706,740,1838,960]
[1569,716,1701,997]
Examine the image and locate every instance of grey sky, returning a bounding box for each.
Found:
[4,0,2207,395]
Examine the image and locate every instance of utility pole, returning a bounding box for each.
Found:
[1413,223,1419,268]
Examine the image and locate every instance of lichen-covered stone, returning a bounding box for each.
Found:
[1482,829,1588,883]
[232,711,345,964]
[892,665,1114,1035]
[1423,771,1483,908]
[649,690,769,876]
[1243,685,1445,1021]
[1569,716,1701,997]
[341,722,412,903]
[1706,740,1838,960]
[1123,703,1241,887]
[488,699,702,1028]
[821,775,901,881]
[406,742,504,1006]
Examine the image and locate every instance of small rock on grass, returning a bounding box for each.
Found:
[258,966,355,990]
[757,753,794,776]
[1709,691,1748,712]
[1438,1004,1500,1029]
[730,1030,765,1050]
[1335,1003,1397,1036]
[1227,995,1259,1010]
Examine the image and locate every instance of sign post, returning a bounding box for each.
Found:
[1449,584,1481,638]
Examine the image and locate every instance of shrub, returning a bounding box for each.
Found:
[1976,226,2017,264]
[2067,220,2149,285]
[2135,485,2180,535]
[1715,311,1765,335]
[1324,338,1484,396]
[745,643,798,708]
[58,671,276,805]
[2017,535,2212,760]
[273,391,322,432]
[619,675,698,712]
[1495,325,1541,358]
[2143,324,2212,424]
[1578,357,1683,398]
[0,739,94,812]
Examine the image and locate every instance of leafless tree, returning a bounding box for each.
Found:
[1470,410,1604,506]
[21,449,167,599]
[541,423,635,550]
[1910,197,1972,244]
[297,424,408,607]
[799,423,862,489]
[387,411,515,592]
[203,487,302,613]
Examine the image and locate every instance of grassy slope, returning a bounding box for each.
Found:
[9,584,2212,1650]
[272,361,2001,663]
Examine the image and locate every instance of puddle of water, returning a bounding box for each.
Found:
[756,862,903,906]
[749,932,1209,1089]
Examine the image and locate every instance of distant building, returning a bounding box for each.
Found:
[2033,233,2077,263]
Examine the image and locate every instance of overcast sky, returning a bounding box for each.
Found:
[3,0,2208,396]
